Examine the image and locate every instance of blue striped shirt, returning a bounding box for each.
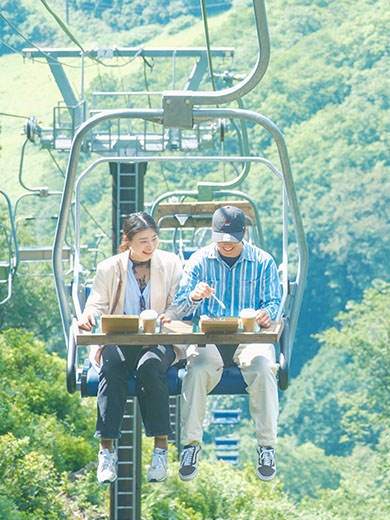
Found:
[172,241,282,320]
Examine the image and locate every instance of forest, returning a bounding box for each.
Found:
[0,0,389,518]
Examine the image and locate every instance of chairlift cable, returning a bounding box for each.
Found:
[79,204,110,240]
[143,58,154,117]
[38,0,143,69]
[0,111,30,119]
[0,37,48,66]
[0,13,80,69]
[45,150,109,238]
[113,46,146,68]
[200,0,229,181]
[200,0,217,93]
[47,149,65,178]
[0,36,94,69]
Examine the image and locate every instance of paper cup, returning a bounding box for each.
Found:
[239,308,257,332]
[140,309,158,333]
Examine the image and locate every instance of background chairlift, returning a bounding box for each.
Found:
[13,192,73,275]
[216,453,239,465]
[212,409,241,425]
[0,190,19,305]
[12,132,106,276]
[214,437,240,466]
[215,436,239,449]
[12,132,73,269]
[215,436,240,450]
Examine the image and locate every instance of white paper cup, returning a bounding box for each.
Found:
[140,309,158,333]
[239,308,257,332]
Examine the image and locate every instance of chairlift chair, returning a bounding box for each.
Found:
[216,453,239,465]
[212,409,241,425]
[0,190,19,305]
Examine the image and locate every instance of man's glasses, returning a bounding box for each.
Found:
[140,294,146,312]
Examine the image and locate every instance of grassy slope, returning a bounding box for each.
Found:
[0,9,230,200]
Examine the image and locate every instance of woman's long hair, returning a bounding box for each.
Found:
[118,212,158,253]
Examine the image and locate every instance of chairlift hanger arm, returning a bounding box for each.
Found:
[162,0,270,110]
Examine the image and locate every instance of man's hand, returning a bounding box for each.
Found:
[256,309,271,328]
[78,314,96,331]
[190,282,215,302]
[159,313,171,324]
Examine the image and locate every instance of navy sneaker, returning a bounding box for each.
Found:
[179,444,201,481]
[256,446,276,481]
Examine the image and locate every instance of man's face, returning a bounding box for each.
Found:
[216,240,243,258]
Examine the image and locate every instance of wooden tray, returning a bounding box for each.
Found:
[101,315,139,333]
[200,317,239,333]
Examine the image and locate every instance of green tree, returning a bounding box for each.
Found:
[278,283,390,513]
[0,329,96,471]
[0,329,109,517]
[318,283,390,442]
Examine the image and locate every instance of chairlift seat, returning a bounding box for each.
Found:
[215,437,240,446]
[216,453,239,460]
[18,245,72,262]
[216,453,238,464]
[211,408,241,424]
[80,363,248,398]
[0,261,10,281]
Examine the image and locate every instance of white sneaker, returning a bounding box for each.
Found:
[147,447,168,482]
[97,448,118,484]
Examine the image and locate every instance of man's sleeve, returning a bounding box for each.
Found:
[259,257,282,320]
[170,258,203,319]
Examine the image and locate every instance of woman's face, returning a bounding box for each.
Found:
[128,227,159,262]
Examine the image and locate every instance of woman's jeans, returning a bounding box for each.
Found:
[95,344,175,439]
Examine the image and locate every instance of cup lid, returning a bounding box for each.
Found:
[239,308,257,318]
[140,309,158,320]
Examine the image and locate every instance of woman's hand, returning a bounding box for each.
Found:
[78,314,96,331]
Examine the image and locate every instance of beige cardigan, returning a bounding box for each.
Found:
[82,248,184,367]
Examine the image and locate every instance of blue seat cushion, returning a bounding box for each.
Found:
[81,363,247,397]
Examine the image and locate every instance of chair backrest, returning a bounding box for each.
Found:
[155,200,256,229]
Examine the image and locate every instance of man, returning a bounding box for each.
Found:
[172,205,282,482]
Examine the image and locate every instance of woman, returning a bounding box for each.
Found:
[79,212,182,484]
